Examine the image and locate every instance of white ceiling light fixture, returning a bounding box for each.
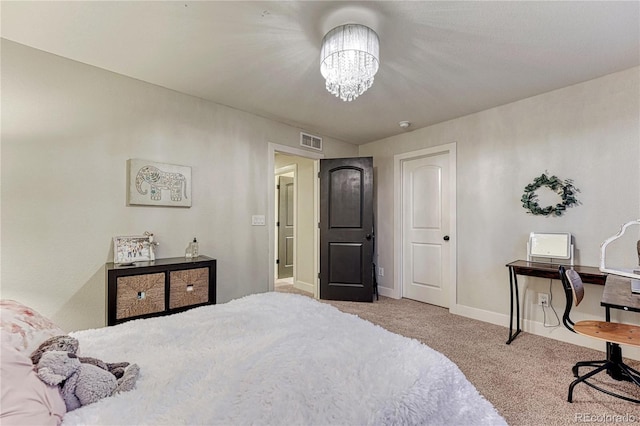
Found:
[320,24,380,102]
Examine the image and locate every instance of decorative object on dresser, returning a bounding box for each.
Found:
[112,235,154,265]
[106,256,216,326]
[143,231,158,261]
[127,159,191,207]
[185,237,199,259]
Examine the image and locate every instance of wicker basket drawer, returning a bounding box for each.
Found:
[116,272,166,320]
[107,256,216,326]
[169,268,209,309]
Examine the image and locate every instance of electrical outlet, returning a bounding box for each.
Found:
[538,293,549,307]
[378,267,384,277]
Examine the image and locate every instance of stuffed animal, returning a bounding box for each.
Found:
[35,350,140,411]
[31,335,130,379]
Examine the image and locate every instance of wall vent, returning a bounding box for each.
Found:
[300,132,322,151]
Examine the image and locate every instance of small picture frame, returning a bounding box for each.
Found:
[113,235,151,264]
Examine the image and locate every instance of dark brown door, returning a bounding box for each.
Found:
[320,157,374,302]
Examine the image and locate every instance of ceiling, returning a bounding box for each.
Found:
[2,1,639,145]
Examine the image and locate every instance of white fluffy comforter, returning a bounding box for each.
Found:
[65,292,505,425]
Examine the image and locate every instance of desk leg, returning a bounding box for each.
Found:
[606,343,626,381]
[603,306,627,380]
[506,266,522,344]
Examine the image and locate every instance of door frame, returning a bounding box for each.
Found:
[393,142,457,306]
[275,165,296,282]
[268,143,324,298]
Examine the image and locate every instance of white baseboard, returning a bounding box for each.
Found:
[450,302,640,361]
[294,280,314,294]
[377,285,399,299]
[367,285,640,361]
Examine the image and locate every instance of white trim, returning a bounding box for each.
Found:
[393,142,457,306]
[377,285,397,299]
[267,142,324,297]
[275,165,297,175]
[381,281,638,360]
[450,302,640,361]
[313,160,320,299]
[295,279,315,294]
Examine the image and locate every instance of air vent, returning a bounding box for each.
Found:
[300,132,322,151]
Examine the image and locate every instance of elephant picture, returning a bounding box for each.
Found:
[136,165,187,201]
[128,159,191,207]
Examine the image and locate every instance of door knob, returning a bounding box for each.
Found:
[365,234,372,240]
[443,235,450,241]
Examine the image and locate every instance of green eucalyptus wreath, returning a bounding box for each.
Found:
[521,173,579,216]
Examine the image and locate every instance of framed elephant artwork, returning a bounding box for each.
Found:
[127,159,192,207]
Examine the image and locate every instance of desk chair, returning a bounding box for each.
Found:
[559,265,640,403]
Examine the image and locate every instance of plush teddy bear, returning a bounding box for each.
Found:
[35,350,140,411]
[31,335,130,379]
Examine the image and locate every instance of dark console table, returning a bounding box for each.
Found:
[506,260,606,344]
[106,256,216,326]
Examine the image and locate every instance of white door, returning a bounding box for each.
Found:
[401,152,451,307]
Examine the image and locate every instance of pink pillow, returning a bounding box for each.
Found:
[0,331,67,425]
[0,300,65,354]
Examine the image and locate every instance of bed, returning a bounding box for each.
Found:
[1,293,506,425]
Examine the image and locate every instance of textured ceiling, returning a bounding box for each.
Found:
[2,1,639,145]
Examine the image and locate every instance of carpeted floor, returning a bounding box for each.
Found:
[275,285,640,425]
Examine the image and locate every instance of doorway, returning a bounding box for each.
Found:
[394,143,457,308]
[275,168,295,282]
[269,144,323,298]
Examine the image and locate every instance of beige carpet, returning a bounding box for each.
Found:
[275,285,640,425]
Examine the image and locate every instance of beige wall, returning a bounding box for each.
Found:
[3,38,639,357]
[359,67,640,353]
[0,40,357,331]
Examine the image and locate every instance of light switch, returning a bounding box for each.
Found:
[252,215,266,226]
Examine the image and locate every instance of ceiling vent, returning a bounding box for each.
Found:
[300,132,322,151]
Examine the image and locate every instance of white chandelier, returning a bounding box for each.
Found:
[320,24,380,102]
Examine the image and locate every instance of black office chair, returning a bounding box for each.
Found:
[559,265,640,403]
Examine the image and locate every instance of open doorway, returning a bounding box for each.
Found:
[274,154,313,296]
[268,143,323,298]
[274,166,295,288]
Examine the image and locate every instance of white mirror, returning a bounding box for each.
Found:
[528,232,572,261]
[600,219,640,280]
